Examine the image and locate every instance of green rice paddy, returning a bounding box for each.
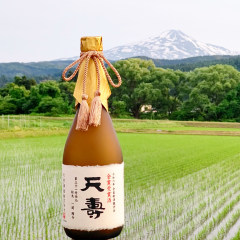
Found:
[1,133,240,239]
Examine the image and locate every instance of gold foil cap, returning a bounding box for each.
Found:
[81,36,103,52]
[74,36,110,111]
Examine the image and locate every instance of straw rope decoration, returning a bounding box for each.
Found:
[62,50,122,131]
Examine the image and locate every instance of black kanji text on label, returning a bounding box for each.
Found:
[81,177,104,192]
[81,197,105,219]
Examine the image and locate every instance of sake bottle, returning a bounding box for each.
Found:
[62,36,124,240]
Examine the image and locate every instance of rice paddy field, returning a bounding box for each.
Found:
[2,118,240,239]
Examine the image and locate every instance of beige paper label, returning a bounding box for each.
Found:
[62,163,124,230]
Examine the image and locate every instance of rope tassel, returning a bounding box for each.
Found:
[89,91,102,127]
[62,50,122,131]
[76,94,89,131]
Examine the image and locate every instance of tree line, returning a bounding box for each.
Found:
[1,58,240,122]
[1,55,240,88]
[160,56,240,72]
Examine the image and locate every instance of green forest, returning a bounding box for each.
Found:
[1,58,240,122]
[159,55,240,72]
[1,55,240,88]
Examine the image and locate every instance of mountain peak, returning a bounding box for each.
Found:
[159,29,182,38]
[104,30,239,60]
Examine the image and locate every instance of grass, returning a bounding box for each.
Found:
[1,133,240,239]
[2,115,240,140]
[232,227,240,240]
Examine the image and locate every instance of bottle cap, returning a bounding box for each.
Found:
[81,36,103,52]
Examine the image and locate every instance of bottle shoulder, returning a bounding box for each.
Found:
[63,107,123,166]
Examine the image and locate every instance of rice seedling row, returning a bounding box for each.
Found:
[121,172,240,239]
[231,226,240,240]
[120,157,240,239]
[212,209,240,240]
[1,134,240,239]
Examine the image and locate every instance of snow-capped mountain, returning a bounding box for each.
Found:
[103,30,239,60]
[54,30,239,61]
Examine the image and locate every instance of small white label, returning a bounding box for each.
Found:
[62,163,124,230]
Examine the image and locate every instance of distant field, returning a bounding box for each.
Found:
[1,115,240,139]
[1,134,240,239]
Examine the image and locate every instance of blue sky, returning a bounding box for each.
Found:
[0,0,240,62]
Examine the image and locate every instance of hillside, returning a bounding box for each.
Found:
[1,55,240,86]
[133,55,240,71]
[0,60,73,79]
[132,55,239,66]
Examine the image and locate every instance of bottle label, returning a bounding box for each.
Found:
[62,163,124,230]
